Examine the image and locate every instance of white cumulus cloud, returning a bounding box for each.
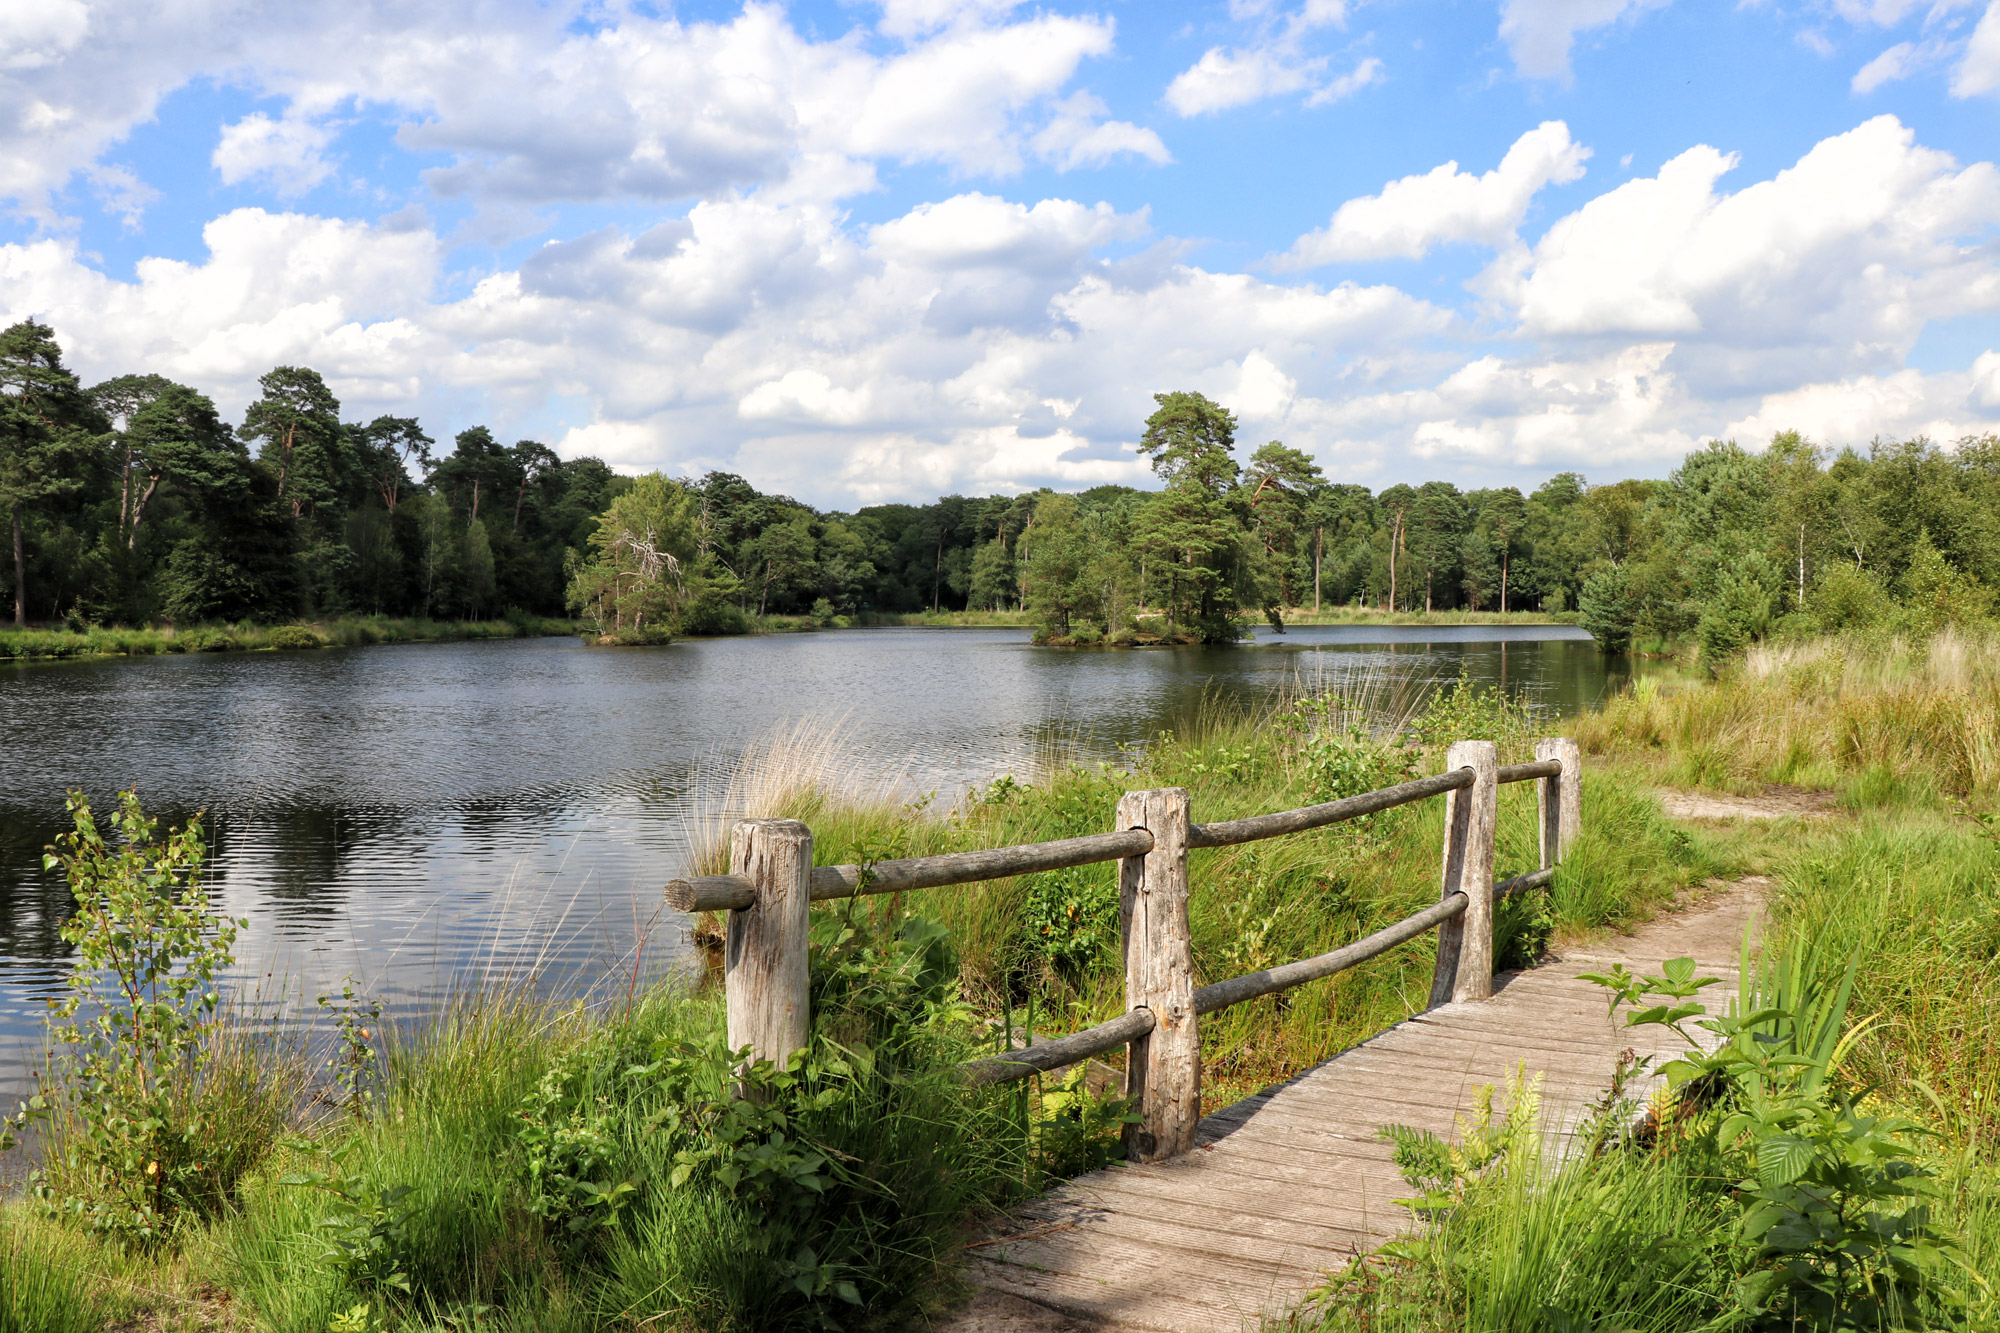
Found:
[213,113,336,196]
[1274,121,1590,268]
[1495,116,2000,395]
[1162,0,1374,115]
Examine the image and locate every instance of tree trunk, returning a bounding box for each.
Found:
[514,479,527,531]
[471,479,481,524]
[1392,512,1408,612]
[12,510,23,627]
[931,530,944,612]
[127,474,161,549]
[276,422,294,498]
[1500,549,1508,613]
[1313,527,1322,613]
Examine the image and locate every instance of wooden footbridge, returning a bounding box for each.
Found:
[668,738,1748,1331]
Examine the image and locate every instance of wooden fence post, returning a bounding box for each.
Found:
[725,818,812,1084]
[1535,737,1581,868]
[1428,741,1498,1008]
[1117,787,1198,1163]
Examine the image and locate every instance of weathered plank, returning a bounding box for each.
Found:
[1186,768,1473,849]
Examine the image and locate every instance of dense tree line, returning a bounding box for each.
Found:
[572,391,2000,652]
[7,321,1995,652]
[0,321,620,627]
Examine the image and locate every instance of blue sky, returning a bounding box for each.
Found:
[4,0,1997,506]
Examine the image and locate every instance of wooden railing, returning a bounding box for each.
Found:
[665,737,1582,1164]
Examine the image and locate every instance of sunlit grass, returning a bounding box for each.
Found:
[1578,628,2000,803]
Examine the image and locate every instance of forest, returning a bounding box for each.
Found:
[6,318,1997,653]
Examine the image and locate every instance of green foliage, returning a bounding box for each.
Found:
[1283,691,1419,813]
[1018,866,1117,978]
[1378,1066,1543,1219]
[1809,563,1893,633]
[268,624,326,649]
[1585,948,1964,1329]
[1026,1063,1141,1180]
[1899,530,1995,635]
[279,1142,419,1299]
[1578,563,1638,651]
[318,980,383,1117]
[1696,550,1780,666]
[5,791,263,1245]
[1404,671,1535,752]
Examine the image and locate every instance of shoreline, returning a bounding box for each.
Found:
[0,615,581,663]
[4,608,1591,662]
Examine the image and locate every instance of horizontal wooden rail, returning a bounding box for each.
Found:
[960,1008,1157,1087]
[961,860,1564,1082]
[1185,768,1474,850]
[1495,866,1555,899]
[1193,892,1469,1017]
[1497,758,1562,784]
[666,829,1156,912]
[809,830,1155,900]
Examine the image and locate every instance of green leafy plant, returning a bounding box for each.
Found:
[1282,692,1418,815]
[1585,948,1966,1328]
[1405,669,1535,752]
[5,790,251,1244]
[1018,865,1117,978]
[268,624,326,650]
[1030,1062,1141,1180]
[1378,1065,1544,1220]
[280,1140,417,1300]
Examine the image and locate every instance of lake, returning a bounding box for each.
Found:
[0,623,1632,1096]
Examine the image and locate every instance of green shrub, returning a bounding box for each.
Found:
[180,627,235,652]
[267,625,326,650]
[1809,564,1892,633]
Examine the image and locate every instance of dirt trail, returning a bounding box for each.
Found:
[1656,787,1840,821]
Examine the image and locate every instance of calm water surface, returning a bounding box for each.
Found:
[0,623,1631,1093]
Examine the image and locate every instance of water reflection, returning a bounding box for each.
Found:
[0,625,1637,1095]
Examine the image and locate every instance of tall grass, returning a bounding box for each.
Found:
[0,1213,129,1332]
[1577,628,2000,801]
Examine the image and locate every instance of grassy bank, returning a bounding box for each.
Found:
[1294,630,2000,1331]
[0,614,581,662]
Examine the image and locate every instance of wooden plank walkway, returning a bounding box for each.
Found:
[958,885,1762,1332]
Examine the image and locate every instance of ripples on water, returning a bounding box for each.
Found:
[0,624,1627,1099]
